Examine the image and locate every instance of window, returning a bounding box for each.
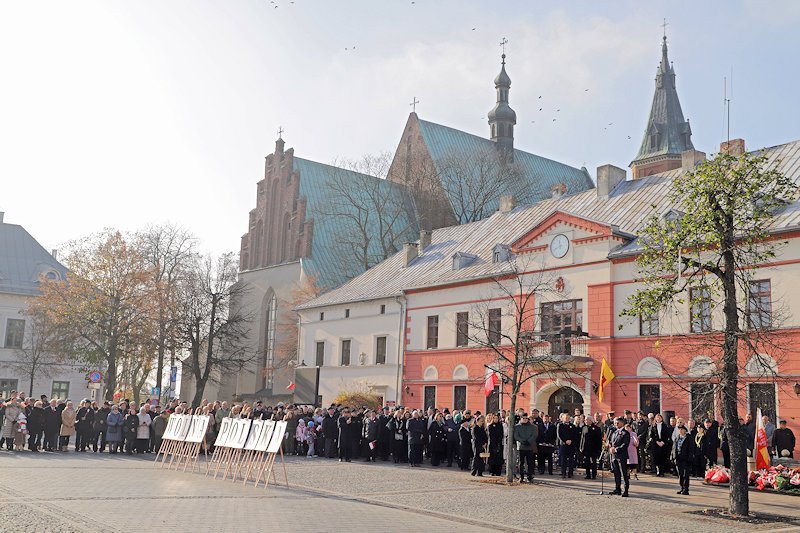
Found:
[262,295,277,390]
[639,384,661,416]
[690,287,712,332]
[747,280,772,329]
[319,312,324,321]
[423,386,436,410]
[5,319,25,349]
[426,315,439,349]
[540,300,583,333]
[375,336,387,365]
[456,312,469,347]
[0,379,18,399]
[341,340,351,366]
[453,385,467,411]
[315,341,325,367]
[639,313,659,336]
[749,383,776,421]
[345,309,350,318]
[493,250,501,262]
[488,308,502,345]
[690,383,715,422]
[380,304,386,315]
[51,380,69,400]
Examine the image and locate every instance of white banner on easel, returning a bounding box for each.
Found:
[266,421,287,454]
[214,417,233,447]
[185,415,210,444]
[226,419,252,449]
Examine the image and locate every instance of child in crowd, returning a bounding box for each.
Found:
[306,421,316,457]
[295,418,307,456]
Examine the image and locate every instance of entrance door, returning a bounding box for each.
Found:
[548,387,584,421]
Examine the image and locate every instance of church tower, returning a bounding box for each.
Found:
[630,33,694,178]
[488,50,516,156]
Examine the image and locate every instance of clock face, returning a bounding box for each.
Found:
[549,234,570,258]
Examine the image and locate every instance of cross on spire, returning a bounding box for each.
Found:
[277,126,284,139]
[409,96,419,113]
[499,37,508,57]
[661,18,669,39]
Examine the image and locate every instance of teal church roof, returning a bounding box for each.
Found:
[294,157,418,289]
[416,119,594,221]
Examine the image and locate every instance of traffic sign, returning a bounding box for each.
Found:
[88,371,103,383]
[151,386,161,396]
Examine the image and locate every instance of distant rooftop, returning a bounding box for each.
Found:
[0,214,68,296]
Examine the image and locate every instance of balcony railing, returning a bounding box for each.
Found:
[519,332,589,358]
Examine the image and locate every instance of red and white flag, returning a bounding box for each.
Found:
[754,408,771,470]
[483,370,499,397]
[286,381,295,391]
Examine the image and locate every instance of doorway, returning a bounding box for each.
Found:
[547,387,584,421]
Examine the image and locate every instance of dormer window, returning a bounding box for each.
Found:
[492,244,511,263]
[452,252,478,270]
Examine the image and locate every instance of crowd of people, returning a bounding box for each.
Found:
[2,390,796,497]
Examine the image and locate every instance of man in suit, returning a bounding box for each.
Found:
[556,413,578,478]
[514,413,538,483]
[703,418,720,469]
[609,417,631,497]
[648,413,673,476]
[378,407,392,461]
[672,424,696,495]
[43,399,61,452]
[635,411,650,471]
[537,414,557,475]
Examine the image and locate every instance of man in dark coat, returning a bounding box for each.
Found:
[458,418,472,470]
[702,418,720,469]
[26,401,44,452]
[76,400,96,452]
[556,414,578,478]
[609,417,631,497]
[774,420,796,458]
[363,410,379,462]
[406,410,427,467]
[322,407,338,458]
[337,409,355,462]
[514,413,538,482]
[93,402,110,452]
[580,416,603,479]
[635,412,650,471]
[537,414,557,475]
[43,399,61,452]
[672,424,696,495]
[444,414,459,467]
[377,407,392,461]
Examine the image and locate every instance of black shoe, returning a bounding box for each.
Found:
[528,477,534,482]
[621,492,629,497]
[609,490,621,495]
[677,490,684,494]
[683,491,689,495]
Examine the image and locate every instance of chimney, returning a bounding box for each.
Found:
[402,242,418,267]
[550,183,568,199]
[596,165,626,197]
[681,149,706,172]
[498,195,516,213]
[51,249,58,260]
[720,138,745,156]
[419,230,432,252]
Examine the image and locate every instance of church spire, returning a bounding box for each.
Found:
[630,29,694,178]
[488,38,516,155]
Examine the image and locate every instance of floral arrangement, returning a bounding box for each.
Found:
[705,464,800,494]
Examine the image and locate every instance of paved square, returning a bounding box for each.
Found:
[2,451,800,532]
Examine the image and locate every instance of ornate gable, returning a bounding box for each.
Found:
[511,211,629,254]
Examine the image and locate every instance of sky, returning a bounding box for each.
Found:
[2,0,799,256]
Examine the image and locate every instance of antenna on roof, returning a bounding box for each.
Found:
[722,69,733,147]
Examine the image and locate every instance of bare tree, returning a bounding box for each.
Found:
[9,307,68,397]
[137,224,197,402]
[437,147,529,223]
[620,151,796,516]
[178,252,258,407]
[314,152,418,280]
[466,257,589,483]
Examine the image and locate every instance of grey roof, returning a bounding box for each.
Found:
[417,119,594,221]
[633,37,694,164]
[300,139,800,310]
[0,221,67,296]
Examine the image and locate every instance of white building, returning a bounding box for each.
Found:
[0,213,87,400]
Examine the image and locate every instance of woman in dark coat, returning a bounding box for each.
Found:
[428,413,447,466]
[387,411,407,463]
[471,415,488,477]
[693,425,710,477]
[458,418,472,470]
[487,414,505,476]
[123,408,139,455]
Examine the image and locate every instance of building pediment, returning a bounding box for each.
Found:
[511,211,627,254]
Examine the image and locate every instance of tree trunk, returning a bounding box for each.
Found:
[29,371,35,397]
[506,390,517,483]
[156,331,165,403]
[105,347,118,401]
[192,378,208,409]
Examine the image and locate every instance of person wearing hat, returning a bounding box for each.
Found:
[457,417,472,470]
[774,420,795,458]
[608,417,631,497]
[378,407,391,461]
[322,406,338,458]
[514,413,538,482]
[672,424,695,495]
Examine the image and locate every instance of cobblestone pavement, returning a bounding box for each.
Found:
[2,450,800,532]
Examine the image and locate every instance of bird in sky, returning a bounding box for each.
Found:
[538,95,542,99]
[627,136,632,139]
[608,122,613,126]
[552,118,557,122]
[472,27,476,31]
[539,108,542,111]
[585,88,589,91]
[556,109,560,112]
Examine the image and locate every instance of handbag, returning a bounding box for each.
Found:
[479,445,490,459]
